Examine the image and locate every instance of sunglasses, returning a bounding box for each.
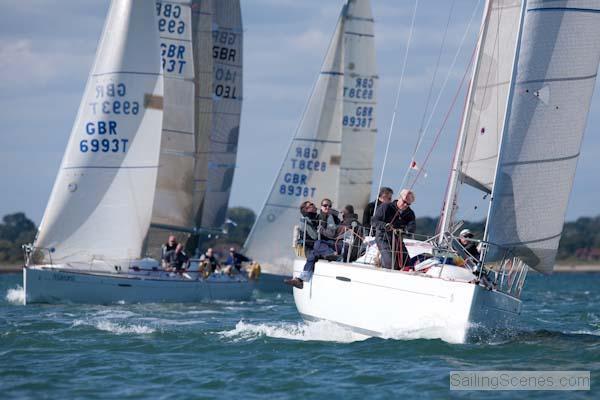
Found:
[321,204,331,208]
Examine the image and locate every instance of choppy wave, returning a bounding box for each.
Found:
[219,320,369,343]
[73,319,155,335]
[5,285,25,305]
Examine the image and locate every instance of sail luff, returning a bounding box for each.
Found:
[35,0,164,263]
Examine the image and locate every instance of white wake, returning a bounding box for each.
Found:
[5,285,25,305]
[219,320,369,343]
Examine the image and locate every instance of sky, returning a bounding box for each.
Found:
[1,0,599,226]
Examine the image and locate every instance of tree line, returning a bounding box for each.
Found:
[1,211,599,264]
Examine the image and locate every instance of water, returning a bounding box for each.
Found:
[1,272,598,399]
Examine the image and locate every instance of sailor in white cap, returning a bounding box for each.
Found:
[459,228,480,260]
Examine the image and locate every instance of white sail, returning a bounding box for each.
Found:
[459,0,522,193]
[244,8,347,274]
[199,0,243,229]
[35,0,163,263]
[145,0,197,255]
[338,0,378,219]
[486,0,600,273]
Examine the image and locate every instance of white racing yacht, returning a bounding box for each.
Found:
[291,0,600,343]
[244,0,379,289]
[24,0,252,304]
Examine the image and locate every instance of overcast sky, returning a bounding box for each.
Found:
[1,0,599,225]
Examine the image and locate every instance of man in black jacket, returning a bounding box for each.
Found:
[372,189,416,269]
[362,187,394,228]
[285,199,339,289]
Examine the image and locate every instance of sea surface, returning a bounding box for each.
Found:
[1,271,598,399]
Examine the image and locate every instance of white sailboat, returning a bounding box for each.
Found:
[23,0,251,304]
[291,0,600,343]
[244,0,378,285]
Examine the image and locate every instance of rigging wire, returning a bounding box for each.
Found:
[399,0,484,190]
[408,41,478,190]
[373,0,419,212]
[412,0,456,160]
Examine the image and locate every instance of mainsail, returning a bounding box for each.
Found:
[338,0,378,220]
[199,0,244,229]
[245,0,377,274]
[485,0,600,273]
[191,0,214,230]
[146,0,198,255]
[35,0,163,263]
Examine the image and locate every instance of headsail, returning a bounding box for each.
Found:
[199,0,244,229]
[439,0,522,235]
[245,1,378,274]
[485,0,600,273]
[338,0,378,219]
[146,0,198,255]
[459,0,522,193]
[35,0,163,263]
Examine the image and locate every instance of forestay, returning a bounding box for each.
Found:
[35,0,163,263]
[486,0,600,273]
[338,0,378,220]
[244,6,347,273]
[459,0,521,193]
[199,0,243,229]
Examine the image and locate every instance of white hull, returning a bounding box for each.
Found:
[24,265,253,304]
[292,259,521,343]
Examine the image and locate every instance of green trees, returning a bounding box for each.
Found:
[0,212,37,264]
[1,210,599,264]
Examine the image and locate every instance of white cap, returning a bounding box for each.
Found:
[459,229,473,237]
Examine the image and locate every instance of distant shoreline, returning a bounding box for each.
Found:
[553,264,600,273]
[0,265,23,274]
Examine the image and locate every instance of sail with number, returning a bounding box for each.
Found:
[146,0,243,256]
[146,0,198,255]
[244,0,377,274]
[338,0,378,220]
[198,0,244,229]
[35,0,163,263]
[484,0,600,273]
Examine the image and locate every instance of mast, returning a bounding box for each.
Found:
[438,0,492,241]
